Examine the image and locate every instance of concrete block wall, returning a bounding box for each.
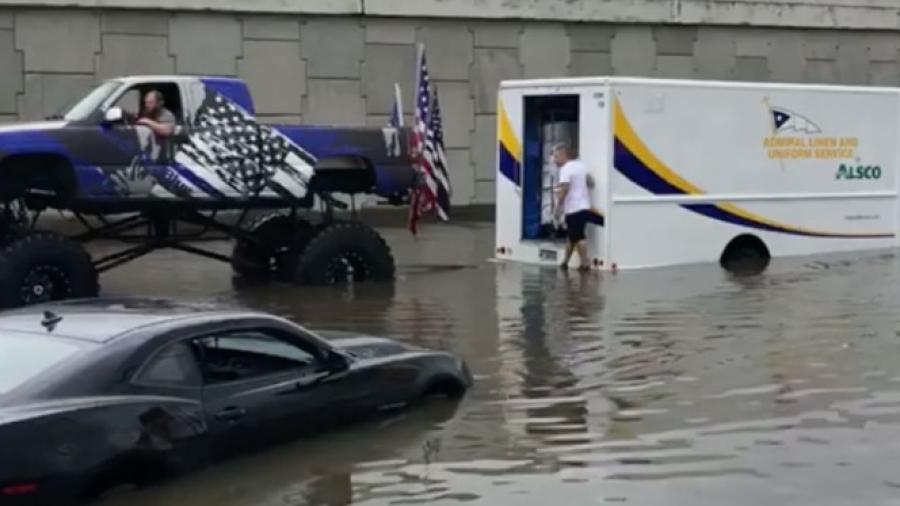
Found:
[1,6,900,205]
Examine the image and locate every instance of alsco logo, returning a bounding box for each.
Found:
[836,164,882,180]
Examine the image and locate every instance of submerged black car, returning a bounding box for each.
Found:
[0,299,471,505]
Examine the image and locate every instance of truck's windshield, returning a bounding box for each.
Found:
[63,80,122,122]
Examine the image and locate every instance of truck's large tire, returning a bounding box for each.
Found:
[0,209,30,247]
[0,231,98,308]
[0,224,27,248]
[231,213,314,281]
[295,222,394,285]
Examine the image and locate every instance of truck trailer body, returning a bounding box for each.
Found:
[495,77,900,270]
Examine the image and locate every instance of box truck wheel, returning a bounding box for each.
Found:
[720,234,770,275]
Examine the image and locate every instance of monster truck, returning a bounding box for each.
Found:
[0,75,416,308]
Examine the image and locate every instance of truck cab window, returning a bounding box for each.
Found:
[113,89,141,119]
[111,82,184,121]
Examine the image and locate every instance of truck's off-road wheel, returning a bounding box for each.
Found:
[295,222,395,285]
[0,231,99,308]
[232,213,315,281]
[0,225,28,247]
[0,208,30,247]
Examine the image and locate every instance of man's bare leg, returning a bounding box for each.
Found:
[576,239,590,271]
[561,240,576,269]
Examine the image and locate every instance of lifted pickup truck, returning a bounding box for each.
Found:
[0,75,416,307]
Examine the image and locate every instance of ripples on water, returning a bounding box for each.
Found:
[97,226,900,505]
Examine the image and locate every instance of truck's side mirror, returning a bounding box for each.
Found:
[104,107,124,124]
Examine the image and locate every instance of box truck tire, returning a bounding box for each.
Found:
[720,234,771,275]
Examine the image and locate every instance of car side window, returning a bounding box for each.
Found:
[193,329,321,385]
[135,341,202,388]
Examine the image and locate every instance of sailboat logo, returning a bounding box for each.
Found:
[771,107,822,135]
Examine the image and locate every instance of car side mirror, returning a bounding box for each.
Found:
[324,350,350,373]
[104,107,124,124]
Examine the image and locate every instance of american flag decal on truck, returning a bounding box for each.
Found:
[175,90,316,199]
[113,85,316,201]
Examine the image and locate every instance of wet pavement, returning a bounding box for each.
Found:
[94,222,900,505]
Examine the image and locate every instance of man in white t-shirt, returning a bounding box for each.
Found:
[554,143,600,271]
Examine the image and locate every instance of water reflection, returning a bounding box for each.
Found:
[95,226,900,505]
[98,400,461,506]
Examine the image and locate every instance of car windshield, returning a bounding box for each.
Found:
[62,80,122,122]
[0,334,84,395]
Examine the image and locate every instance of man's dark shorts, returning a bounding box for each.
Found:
[565,210,603,243]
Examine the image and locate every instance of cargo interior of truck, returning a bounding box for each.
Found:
[521,94,580,241]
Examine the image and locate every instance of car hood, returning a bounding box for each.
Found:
[0,120,69,152]
[319,332,471,387]
[316,331,426,360]
[319,332,420,358]
[0,120,67,135]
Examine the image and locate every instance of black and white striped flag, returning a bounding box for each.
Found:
[179,92,315,199]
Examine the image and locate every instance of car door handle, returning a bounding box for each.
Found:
[214,406,247,422]
[288,372,331,391]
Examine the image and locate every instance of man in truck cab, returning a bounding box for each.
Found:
[136,90,176,137]
[554,142,601,271]
[109,89,183,197]
[124,89,177,163]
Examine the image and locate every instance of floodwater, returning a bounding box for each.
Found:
[93,222,900,505]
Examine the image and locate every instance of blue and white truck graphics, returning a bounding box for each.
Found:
[0,75,414,209]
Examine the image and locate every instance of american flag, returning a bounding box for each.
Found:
[408,43,451,235]
[430,86,451,204]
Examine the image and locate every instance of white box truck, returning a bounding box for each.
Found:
[494,77,900,271]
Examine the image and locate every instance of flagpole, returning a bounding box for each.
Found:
[408,43,426,236]
[414,43,424,112]
[395,83,404,127]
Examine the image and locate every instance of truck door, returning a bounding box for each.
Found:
[51,80,189,199]
[519,88,608,266]
[178,79,269,200]
[180,79,311,201]
[522,95,581,244]
[97,81,190,198]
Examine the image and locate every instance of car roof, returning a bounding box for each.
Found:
[0,298,257,343]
